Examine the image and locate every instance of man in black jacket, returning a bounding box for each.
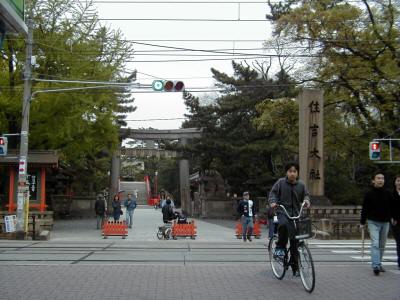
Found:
[360,172,394,275]
[237,191,256,242]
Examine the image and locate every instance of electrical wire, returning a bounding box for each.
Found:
[125,117,187,121]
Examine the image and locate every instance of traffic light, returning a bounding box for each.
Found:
[369,141,381,160]
[0,136,8,156]
[152,80,185,92]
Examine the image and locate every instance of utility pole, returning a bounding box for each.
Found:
[16,19,33,239]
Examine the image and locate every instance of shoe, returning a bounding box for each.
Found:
[248,237,252,242]
[243,239,247,242]
[292,269,300,277]
[274,247,285,258]
[373,268,380,276]
[379,266,385,272]
[129,226,132,229]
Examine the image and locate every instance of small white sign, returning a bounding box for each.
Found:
[4,215,17,233]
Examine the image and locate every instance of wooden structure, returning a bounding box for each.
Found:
[0,150,58,213]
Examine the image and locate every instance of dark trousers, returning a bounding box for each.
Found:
[277,214,299,270]
[268,218,278,238]
[391,223,400,268]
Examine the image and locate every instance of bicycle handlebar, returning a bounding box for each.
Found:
[278,201,307,220]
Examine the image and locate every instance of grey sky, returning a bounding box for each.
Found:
[94,1,272,129]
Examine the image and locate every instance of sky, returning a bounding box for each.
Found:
[93,0,273,130]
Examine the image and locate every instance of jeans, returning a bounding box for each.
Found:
[126,209,134,227]
[241,216,254,240]
[96,215,104,229]
[391,223,400,268]
[367,220,390,269]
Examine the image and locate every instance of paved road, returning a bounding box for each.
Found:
[0,207,398,299]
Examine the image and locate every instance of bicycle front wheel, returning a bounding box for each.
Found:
[165,228,172,240]
[268,236,286,279]
[298,242,315,293]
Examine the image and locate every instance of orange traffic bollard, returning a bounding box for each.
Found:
[102,220,128,239]
[171,220,197,239]
[235,220,261,239]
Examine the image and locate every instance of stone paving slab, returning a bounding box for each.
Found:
[0,264,398,300]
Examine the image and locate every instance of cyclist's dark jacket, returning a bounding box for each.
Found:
[162,204,175,222]
[268,177,311,217]
[360,187,394,225]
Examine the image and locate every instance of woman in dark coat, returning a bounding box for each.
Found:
[112,194,122,221]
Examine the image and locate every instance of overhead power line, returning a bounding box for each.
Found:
[125,118,187,121]
[98,18,269,21]
[91,0,364,4]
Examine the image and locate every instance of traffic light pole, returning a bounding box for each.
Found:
[371,138,400,164]
[16,20,33,239]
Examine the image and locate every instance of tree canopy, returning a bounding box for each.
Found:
[0,0,135,193]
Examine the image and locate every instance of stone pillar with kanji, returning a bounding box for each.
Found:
[298,89,325,198]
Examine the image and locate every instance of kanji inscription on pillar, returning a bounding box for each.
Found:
[298,90,324,196]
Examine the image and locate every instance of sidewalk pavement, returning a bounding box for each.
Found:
[1,264,399,300]
[52,206,269,242]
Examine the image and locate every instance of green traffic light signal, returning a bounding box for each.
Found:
[152,80,184,92]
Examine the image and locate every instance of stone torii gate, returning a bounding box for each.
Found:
[110,128,202,215]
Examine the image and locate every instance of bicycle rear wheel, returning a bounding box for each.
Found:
[156,229,163,240]
[298,242,315,293]
[268,236,286,279]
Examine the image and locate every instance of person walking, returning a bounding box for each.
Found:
[112,194,122,222]
[268,162,311,276]
[360,172,394,275]
[124,193,137,228]
[391,175,400,270]
[94,194,106,229]
[237,191,256,242]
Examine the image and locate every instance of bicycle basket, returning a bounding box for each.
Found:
[295,217,312,239]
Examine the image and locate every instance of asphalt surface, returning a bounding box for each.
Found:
[0,207,398,299]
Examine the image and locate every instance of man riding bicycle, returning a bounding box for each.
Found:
[268,162,311,276]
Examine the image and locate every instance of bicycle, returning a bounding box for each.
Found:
[156,222,172,240]
[268,202,315,293]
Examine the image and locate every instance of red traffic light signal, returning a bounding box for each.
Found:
[369,141,381,160]
[174,81,184,92]
[371,142,380,151]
